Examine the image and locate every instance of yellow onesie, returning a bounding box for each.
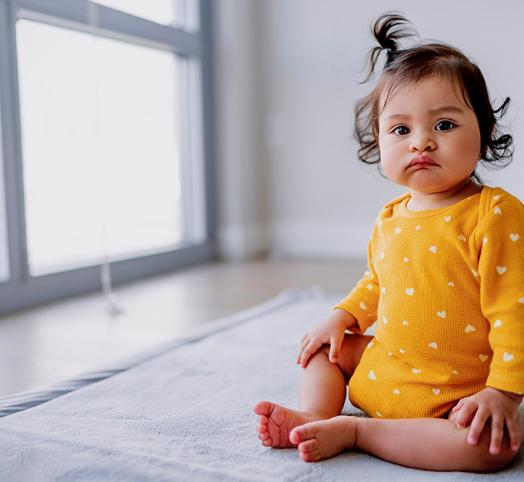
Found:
[334,186,524,419]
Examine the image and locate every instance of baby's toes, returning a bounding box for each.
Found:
[298,439,320,462]
[299,448,321,463]
[298,439,318,454]
[258,414,268,425]
[290,423,316,445]
[258,431,273,446]
[253,400,272,416]
[262,437,273,447]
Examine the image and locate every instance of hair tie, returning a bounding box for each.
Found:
[384,48,397,69]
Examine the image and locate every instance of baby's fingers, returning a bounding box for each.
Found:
[466,407,489,446]
[328,334,343,363]
[297,342,311,365]
[299,340,321,368]
[455,400,478,429]
[296,347,302,364]
[296,335,310,363]
[488,414,504,454]
[506,416,523,452]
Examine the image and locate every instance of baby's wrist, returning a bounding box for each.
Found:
[332,308,358,329]
[488,387,523,403]
[502,391,523,403]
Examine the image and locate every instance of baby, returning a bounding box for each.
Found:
[254,13,524,472]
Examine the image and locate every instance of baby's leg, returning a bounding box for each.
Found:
[298,333,373,418]
[291,415,520,472]
[255,333,372,448]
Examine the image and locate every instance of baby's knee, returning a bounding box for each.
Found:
[475,446,517,473]
[324,334,372,379]
[459,425,518,473]
[319,334,363,357]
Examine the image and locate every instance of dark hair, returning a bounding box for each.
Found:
[354,12,513,183]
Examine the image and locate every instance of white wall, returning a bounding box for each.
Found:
[214,0,524,259]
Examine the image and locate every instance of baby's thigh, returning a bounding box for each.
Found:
[322,333,373,381]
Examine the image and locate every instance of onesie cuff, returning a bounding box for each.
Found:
[485,374,524,397]
[332,302,372,335]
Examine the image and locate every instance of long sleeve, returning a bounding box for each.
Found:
[476,195,524,395]
[333,226,380,335]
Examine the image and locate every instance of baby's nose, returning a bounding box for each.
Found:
[409,137,436,152]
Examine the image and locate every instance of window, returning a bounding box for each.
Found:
[0,0,215,315]
[17,21,189,275]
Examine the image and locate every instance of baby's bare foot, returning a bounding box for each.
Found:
[289,415,358,462]
[253,400,322,448]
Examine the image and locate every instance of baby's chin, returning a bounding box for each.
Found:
[401,173,464,195]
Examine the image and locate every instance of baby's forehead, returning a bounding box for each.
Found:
[378,76,470,116]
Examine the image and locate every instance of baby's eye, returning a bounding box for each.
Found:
[392,125,409,136]
[435,120,456,131]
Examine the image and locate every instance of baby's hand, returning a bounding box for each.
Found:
[296,310,352,368]
[449,387,522,454]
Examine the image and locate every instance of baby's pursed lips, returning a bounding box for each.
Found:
[408,155,439,167]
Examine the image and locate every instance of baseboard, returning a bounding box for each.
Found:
[218,219,372,260]
[217,222,269,260]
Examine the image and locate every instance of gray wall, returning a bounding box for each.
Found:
[214,0,524,259]
[212,0,269,260]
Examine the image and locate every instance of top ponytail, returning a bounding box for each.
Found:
[361,13,420,84]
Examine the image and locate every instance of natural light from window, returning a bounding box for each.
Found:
[17,20,185,276]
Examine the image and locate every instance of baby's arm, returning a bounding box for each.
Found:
[452,193,524,454]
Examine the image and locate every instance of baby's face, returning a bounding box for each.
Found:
[377,76,481,194]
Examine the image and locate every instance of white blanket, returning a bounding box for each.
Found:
[0,288,522,481]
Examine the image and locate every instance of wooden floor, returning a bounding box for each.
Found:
[0,258,365,398]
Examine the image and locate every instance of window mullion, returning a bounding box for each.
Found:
[198,0,217,244]
[15,0,203,57]
[0,0,29,283]
[97,4,202,56]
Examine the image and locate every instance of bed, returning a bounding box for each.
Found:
[0,288,522,481]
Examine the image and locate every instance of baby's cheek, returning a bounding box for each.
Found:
[379,157,401,181]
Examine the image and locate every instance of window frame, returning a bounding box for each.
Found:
[0,0,217,316]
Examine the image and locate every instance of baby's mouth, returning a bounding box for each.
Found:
[407,155,440,170]
[408,155,439,168]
